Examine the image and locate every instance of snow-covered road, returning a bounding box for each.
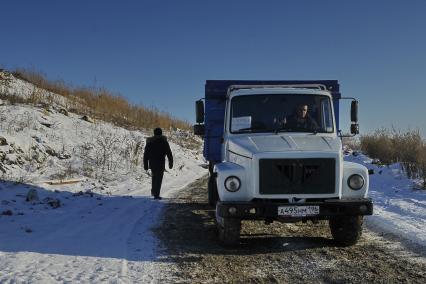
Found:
[0,169,206,283]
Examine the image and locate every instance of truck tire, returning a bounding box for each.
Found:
[218,218,241,246]
[329,215,363,246]
[208,175,219,206]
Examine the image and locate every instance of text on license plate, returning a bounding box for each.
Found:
[278,206,320,217]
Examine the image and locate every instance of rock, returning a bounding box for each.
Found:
[26,189,39,202]
[81,115,94,123]
[0,71,12,80]
[0,136,7,146]
[0,99,4,106]
[57,152,71,160]
[43,197,61,208]
[1,210,13,216]
[42,107,52,115]
[45,146,57,157]
[32,136,42,143]
[30,147,47,163]
[59,108,69,116]
[40,121,53,128]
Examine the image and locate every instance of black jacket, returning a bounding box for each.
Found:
[143,135,173,171]
[287,114,319,130]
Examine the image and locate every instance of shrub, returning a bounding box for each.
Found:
[416,143,426,189]
[342,137,361,151]
[360,129,395,165]
[361,128,426,186]
[393,130,423,179]
[11,68,191,131]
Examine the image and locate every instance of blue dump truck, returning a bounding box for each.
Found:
[194,80,373,246]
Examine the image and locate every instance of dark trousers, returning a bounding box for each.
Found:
[151,169,164,197]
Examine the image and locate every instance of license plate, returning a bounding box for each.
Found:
[278,206,319,217]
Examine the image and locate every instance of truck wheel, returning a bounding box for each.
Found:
[208,175,219,206]
[329,215,363,246]
[218,218,241,246]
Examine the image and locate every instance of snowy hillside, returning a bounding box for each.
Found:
[0,102,203,190]
[0,71,207,283]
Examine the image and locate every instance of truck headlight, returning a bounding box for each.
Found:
[224,176,241,192]
[348,174,364,190]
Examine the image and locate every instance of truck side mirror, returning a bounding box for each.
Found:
[195,100,205,123]
[351,100,358,123]
[193,124,205,136]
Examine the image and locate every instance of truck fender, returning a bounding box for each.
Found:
[213,162,249,201]
[342,161,369,198]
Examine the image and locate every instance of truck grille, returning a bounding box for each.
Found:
[259,158,335,194]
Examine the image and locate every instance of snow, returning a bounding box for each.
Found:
[0,73,207,282]
[345,152,426,250]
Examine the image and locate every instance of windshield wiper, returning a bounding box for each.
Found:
[274,126,319,135]
[274,127,293,134]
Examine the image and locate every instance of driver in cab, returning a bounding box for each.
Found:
[286,104,319,131]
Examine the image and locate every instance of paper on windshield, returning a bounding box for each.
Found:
[232,116,252,131]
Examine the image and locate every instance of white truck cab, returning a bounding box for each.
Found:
[194,81,372,246]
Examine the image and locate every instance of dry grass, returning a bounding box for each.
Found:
[11,68,191,131]
[342,137,361,151]
[361,128,426,188]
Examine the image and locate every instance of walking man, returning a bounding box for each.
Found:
[143,128,173,200]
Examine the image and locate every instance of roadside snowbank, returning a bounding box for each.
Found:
[345,153,426,249]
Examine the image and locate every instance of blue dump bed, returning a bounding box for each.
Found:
[203,80,341,163]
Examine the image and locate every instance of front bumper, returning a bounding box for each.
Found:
[216,198,373,220]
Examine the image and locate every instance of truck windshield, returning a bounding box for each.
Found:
[230,94,334,134]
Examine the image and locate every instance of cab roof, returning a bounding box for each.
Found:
[205,80,341,100]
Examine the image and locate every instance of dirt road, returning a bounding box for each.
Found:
[154,177,426,283]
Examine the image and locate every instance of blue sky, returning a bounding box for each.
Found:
[1,0,425,136]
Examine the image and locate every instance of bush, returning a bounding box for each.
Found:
[417,143,426,189]
[342,137,361,151]
[360,129,395,165]
[361,128,426,187]
[11,68,191,131]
